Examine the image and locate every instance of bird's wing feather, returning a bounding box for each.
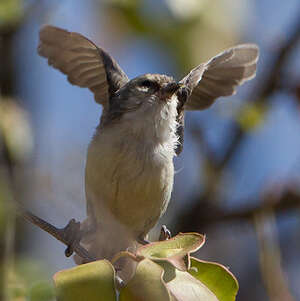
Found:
[38,25,129,107]
[175,44,259,155]
[174,64,206,155]
[182,44,259,110]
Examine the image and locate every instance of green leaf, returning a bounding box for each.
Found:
[137,233,205,271]
[188,257,239,301]
[161,261,219,301]
[119,259,172,301]
[53,260,116,301]
[29,281,55,301]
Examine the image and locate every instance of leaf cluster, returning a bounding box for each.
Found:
[54,233,238,301]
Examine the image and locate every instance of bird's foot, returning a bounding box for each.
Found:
[138,225,172,245]
[20,208,96,262]
[61,218,83,257]
[62,218,98,258]
[159,225,172,241]
[137,236,150,245]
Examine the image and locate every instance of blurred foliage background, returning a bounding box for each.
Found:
[1,0,300,300]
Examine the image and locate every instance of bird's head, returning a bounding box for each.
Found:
[108,74,183,121]
[106,74,183,144]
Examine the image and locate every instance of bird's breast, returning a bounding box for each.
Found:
[85,127,175,237]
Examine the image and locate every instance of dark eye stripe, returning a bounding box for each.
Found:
[140,80,153,87]
[140,80,160,92]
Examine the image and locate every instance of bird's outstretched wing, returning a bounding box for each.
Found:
[181,44,259,110]
[175,44,259,155]
[38,25,129,107]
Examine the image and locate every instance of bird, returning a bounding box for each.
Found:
[38,25,259,269]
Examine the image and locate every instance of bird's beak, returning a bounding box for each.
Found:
[160,82,183,101]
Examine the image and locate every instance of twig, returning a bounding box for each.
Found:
[175,189,300,231]
[254,210,296,301]
[18,206,96,262]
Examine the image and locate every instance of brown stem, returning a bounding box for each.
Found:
[19,206,96,262]
[254,210,296,301]
[175,189,300,232]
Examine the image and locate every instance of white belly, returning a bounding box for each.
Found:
[85,128,174,238]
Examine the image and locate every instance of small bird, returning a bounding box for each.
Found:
[38,25,259,265]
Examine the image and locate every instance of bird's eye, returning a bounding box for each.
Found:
[140,80,153,88]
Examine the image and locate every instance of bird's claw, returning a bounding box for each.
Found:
[138,225,172,245]
[159,225,172,241]
[137,236,150,245]
[61,218,82,257]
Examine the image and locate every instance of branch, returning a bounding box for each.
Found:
[254,210,296,301]
[18,206,96,262]
[175,189,300,232]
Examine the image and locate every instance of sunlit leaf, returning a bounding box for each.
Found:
[119,259,171,301]
[161,261,218,301]
[53,260,116,301]
[137,233,205,271]
[188,258,239,301]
